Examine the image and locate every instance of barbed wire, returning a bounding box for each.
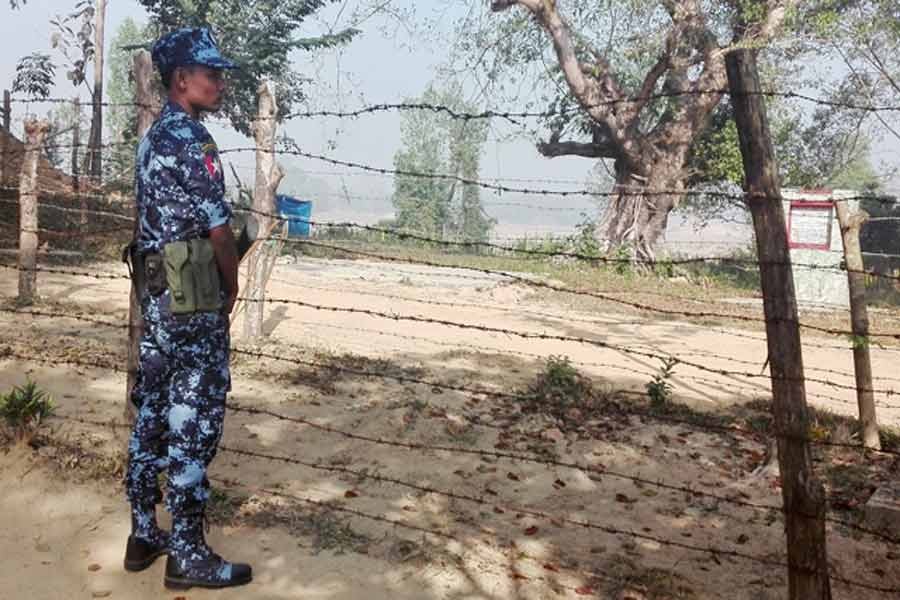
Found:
[5,324,900,554]
[238,206,900,283]
[2,223,899,363]
[2,245,899,379]
[208,475,677,597]
[40,408,898,595]
[269,274,900,384]
[232,298,900,409]
[269,239,900,345]
[9,88,900,118]
[1,304,888,445]
[0,262,128,280]
[14,340,896,559]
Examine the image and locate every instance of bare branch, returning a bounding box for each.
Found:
[491,0,639,166]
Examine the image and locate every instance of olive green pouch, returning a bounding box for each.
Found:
[188,238,222,312]
[163,239,222,314]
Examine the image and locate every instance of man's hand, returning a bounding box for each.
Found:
[209,224,239,315]
[223,290,238,315]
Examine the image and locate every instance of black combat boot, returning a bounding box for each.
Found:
[164,512,252,590]
[124,504,169,572]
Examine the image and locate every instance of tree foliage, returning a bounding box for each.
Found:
[12,52,56,99]
[136,0,360,135]
[49,0,96,91]
[393,84,495,243]
[454,0,899,244]
[105,18,155,188]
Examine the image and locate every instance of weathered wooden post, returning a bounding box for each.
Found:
[1,90,10,190]
[125,50,160,421]
[72,98,85,226]
[726,48,832,600]
[18,119,50,306]
[834,201,880,449]
[86,0,106,182]
[243,81,284,339]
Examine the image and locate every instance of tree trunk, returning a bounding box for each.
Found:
[86,0,106,182]
[599,158,685,260]
[243,81,284,340]
[125,50,160,423]
[1,90,10,190]
[18,120,50,306]
[72,98,84,226]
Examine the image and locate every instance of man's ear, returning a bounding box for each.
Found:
[174,67,188,91]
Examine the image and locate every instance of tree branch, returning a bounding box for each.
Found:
[491,0,639,167]
[538,138,620,159]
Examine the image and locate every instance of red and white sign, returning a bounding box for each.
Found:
[788,200,833,250]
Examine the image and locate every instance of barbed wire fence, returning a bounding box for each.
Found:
[2,57,900,598]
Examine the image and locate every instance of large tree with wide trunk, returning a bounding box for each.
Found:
[476,0,900,258]
[485,0,797,259]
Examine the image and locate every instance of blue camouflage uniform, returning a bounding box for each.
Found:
[123,27,249,589]
[125,97,232,517]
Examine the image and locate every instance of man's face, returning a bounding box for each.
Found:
[177,65,227,112]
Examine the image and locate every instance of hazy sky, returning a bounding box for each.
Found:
[1,1,897,236]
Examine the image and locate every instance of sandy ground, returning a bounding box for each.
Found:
[0,256,898,600]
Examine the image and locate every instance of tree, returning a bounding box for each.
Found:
[12,53,56,100]
[392,84,494,243]
[678,99,883,228]
[464,1,900,258]
[46,0,105,181]
[137,0,360,137]
[105,18,154,189]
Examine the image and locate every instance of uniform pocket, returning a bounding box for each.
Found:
[163,241,194,314]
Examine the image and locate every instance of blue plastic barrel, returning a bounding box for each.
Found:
[276,195,312,238]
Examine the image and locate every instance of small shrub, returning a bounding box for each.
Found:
[0,380,55,444]
[520,356,618,428]
[646,358,678,408]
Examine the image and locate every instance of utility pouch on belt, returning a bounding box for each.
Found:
[145,254,166,295]
[163,239,222,314]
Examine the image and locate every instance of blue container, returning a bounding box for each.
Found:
[276,195,312,238]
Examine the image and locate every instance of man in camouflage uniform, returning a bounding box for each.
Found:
[123,27,250,590]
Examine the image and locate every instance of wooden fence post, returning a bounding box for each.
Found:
[18,119,50,306]
[726,49,832,600]
[834,201,880,449]
[1,90,10,189]
[72,98,85,226]
[243,81,284,339]
[125,50,160,421]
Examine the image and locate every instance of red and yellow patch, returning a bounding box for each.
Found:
[201,142,222,178]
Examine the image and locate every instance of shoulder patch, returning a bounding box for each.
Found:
[201,142,221,178]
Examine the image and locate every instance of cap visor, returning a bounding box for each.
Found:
[205,57,238,69]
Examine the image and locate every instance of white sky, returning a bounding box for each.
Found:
[2,1,898,236]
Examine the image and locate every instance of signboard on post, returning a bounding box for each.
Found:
[788,201,833,250]
[782,189,856,309]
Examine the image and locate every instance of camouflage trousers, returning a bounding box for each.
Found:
[125,290,231,517]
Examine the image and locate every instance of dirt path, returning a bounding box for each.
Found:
[0,257,898,600]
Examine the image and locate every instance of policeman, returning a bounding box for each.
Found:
[123,27,250,590]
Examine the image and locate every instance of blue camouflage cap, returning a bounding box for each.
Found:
[152,27,237,76]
